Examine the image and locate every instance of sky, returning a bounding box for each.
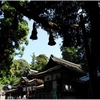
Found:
[14,17,62,64]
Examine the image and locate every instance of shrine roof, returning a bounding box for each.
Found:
[43,54,85,74]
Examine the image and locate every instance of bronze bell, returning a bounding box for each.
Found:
[30,22,38,40]
[48,32,56,46]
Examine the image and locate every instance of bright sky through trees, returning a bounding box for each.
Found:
[14,17,62,64]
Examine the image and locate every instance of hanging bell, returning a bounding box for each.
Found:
[11,11,18,30]
[48,32,56,46]
[30,22,38,40]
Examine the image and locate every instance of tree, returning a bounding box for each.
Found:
[61,46,88,72]
[30,53,36,68]
[0,59,31,85]
[16,59,31,77]
[30,53,48,71]
[0,1,29,79]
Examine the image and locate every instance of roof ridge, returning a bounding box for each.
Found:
[51,55,82,70]
[33,65,61,76]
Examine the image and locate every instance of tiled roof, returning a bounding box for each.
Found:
[27,69,38,76]
[30,65,61,76]
[4,89,17,93]
[21,77,44,84]
[22,77,30,82]
[2,85,17,93]
[33,84,44,89]
[43,54,85,74]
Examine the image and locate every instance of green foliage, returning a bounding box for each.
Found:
[61,46,88,71]
[62,46,78,62]
[15,59,31,77]
[0,1,29,85]
[11,59,31,83]
[0,1,29,66]
[30,53,48,71]
[0,59,30,85]
[30,53,36,67]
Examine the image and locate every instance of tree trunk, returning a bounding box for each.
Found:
[84,1,100,98]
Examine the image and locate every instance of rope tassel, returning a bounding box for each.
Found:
[48,31,56,46]
[30,22,38,40]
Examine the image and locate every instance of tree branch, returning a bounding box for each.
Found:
[8,1,61,31]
